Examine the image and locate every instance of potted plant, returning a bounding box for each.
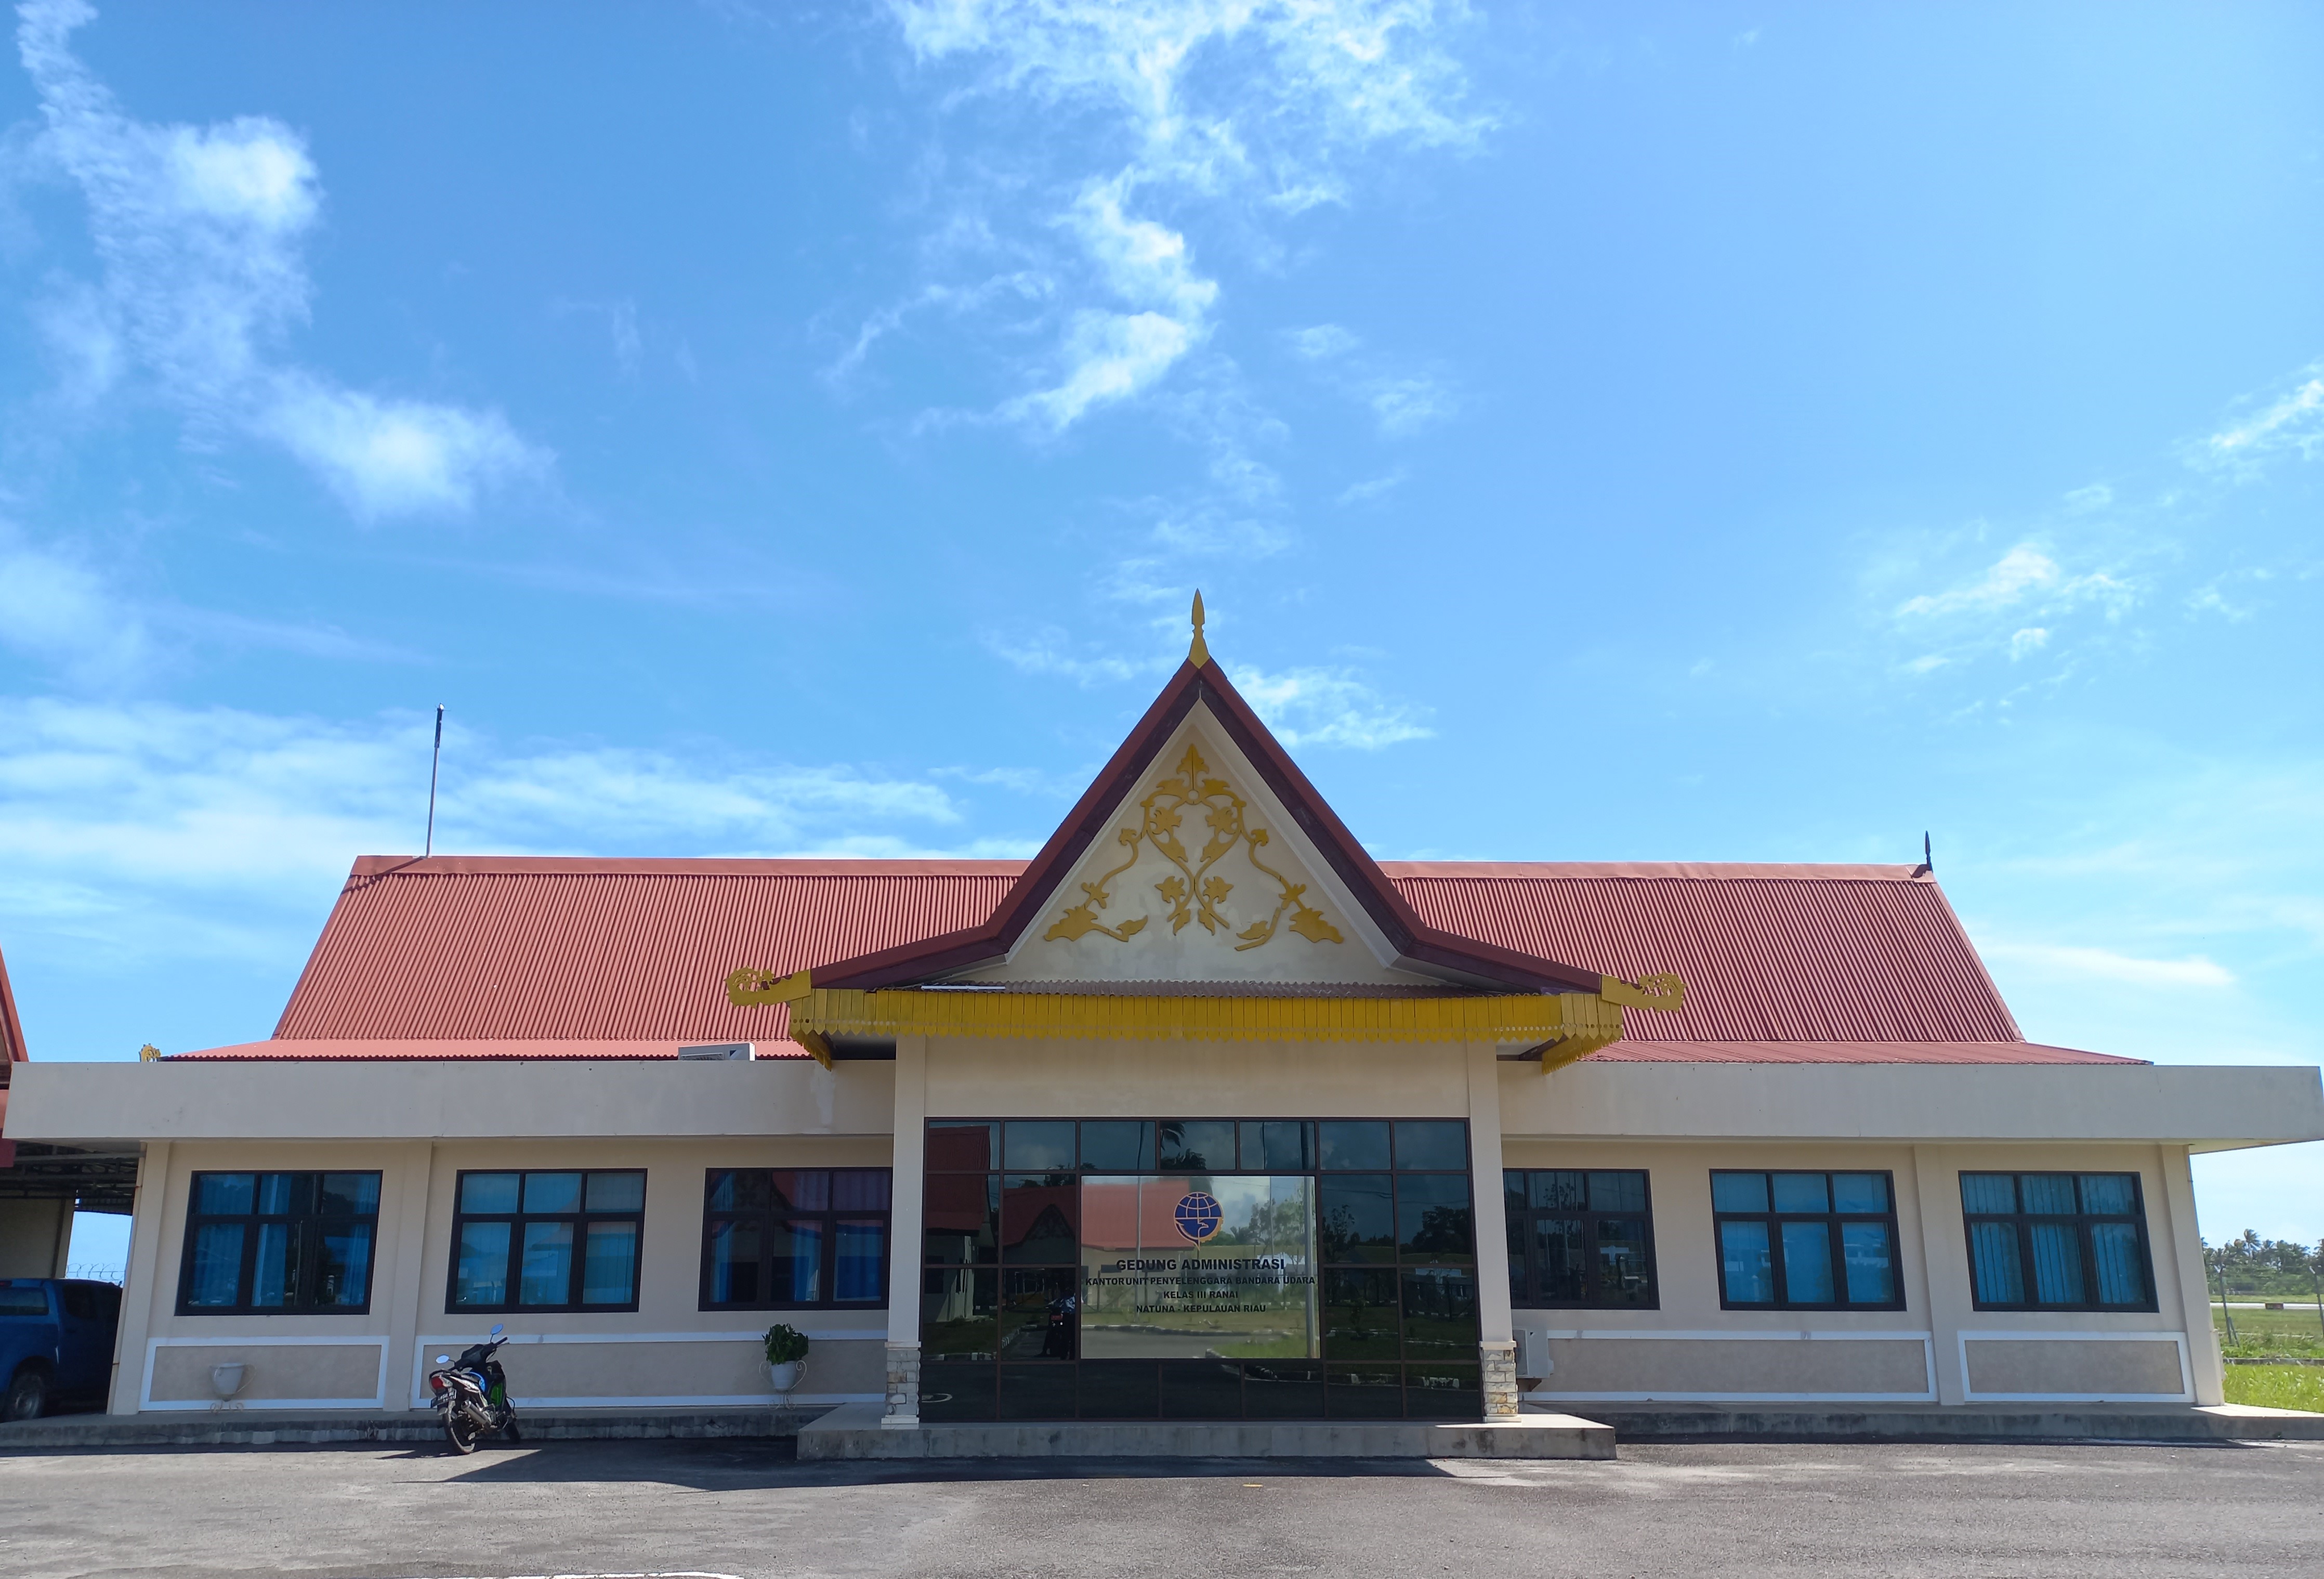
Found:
[763,1323,809,1402]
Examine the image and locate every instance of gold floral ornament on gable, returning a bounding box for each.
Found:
[1044,745,1345,951]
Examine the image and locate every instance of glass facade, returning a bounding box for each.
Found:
[178,1171,381,1314]
[920,1117,1479,1420]
[1960,1172,2155,1311]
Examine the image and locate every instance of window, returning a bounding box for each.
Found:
[450,1170,645,1312]
[178,1172,380,1315]
[1503,1169,1658,1309]
[1712,1170,1902,1310]
[919,1117,1479,1423]
[701,1169,893,1309]
[1960,1172,2156,1312]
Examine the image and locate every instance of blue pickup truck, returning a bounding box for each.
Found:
[2,1278,121,1419]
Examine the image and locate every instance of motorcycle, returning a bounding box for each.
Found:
[427,1324,521,1454]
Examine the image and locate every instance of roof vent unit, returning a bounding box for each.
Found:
[677,1042,755,1061]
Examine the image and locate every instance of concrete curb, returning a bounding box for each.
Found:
[796,1401,1616,1459]
[0,1407,811,1450]
[1582,1403,2324,1443]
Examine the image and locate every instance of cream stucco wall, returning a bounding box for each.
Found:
[113,1135,894,1414]
[1502,1138,2211,1404]
[0,1196,71,1277]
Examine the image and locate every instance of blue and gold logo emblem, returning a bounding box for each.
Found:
[1174,1190,1223,1244]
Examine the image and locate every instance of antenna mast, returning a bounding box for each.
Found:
[425,704,444,857]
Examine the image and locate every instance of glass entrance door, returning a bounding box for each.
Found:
[919,1117,1480,1421]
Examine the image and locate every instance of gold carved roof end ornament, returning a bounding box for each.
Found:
[1041,738,1343,951]
[1600,973,1686,1014]
[1188,589,1209,668]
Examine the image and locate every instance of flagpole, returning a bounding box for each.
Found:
[425,704,444,857]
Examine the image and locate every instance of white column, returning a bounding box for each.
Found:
[2159,1143,2224,1405]
[1466,1042,1520,1418]
[107,1139,170,1416]
[1910,1145,1971,1405]
[882,1033,927,1426]
[383,1141,435,1409]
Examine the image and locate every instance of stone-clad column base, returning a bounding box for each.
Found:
[1480,1340,1521,1419]
[882,1342,921,1429]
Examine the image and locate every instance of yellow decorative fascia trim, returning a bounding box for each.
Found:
[1600,973,1685,1014]
[784,985,1626,1058]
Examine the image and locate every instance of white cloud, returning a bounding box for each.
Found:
[2201,366,2324,473]
[877,0,1484,433]
[1285,323,1359,360]
[0,695,975,963]
[14,0,548,517]
[1234,663,1432,749]
[1334,467,1407,506]
[1362,372,1455,436]
[1896,544,2061,617]
[2007,627,2049,659]
[0,527,147,683]
[1983,941,2236,990]
[980,625,1161,686]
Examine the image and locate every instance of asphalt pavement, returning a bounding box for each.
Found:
[3,1437,2320,1578]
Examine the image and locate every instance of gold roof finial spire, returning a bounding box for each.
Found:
[1189,589,1209,667]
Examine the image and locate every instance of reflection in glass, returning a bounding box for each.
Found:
[1241,1121,1312,1172]
[1588,1171,1648,1213]
[708,1219,761,1303]
[187,1223,244,1307]
[1720,1220,1773,1303]
[1159,1120,1235,1171]
[1968,1221,2025,1304]
[774,1220,824,1302]
[835,1221,886,1301]
[926,1120,999,1172]
[586,1172,647,1213]
[2029,1222,2085,1304]
[2021,1175,2078,1215]
[1004,1120,1076,1171]
[1395,1173,1474,1263]
[1319,1175,1394,1263]
[1595,1218,1653,1305]
[518,1221,574,1304]
[1711,1172,1768,1213]
[252,1221,295,1307]
[196,1174,256,1216]
[454,1221,511,1307]
[1529,1171,1585,1210]
[582,1221,638,1304]
[1393,1120,1468,1171]
[1079,1120,1154,1172]
[321,1173,380,1215]
[2079,1174,2135,1215]
[1002,1175,1081,1263]
[1771,1173,1828,1214]
[1159,1361,1242,1418]
[1533,1218,1586,1302]
[459,1173,520,1215]
[1323,1268,1399,1359]
[1398,1268,1479,1361]
[523,1172,583,1213]
[1841,1221,1893,1304]
[320,1224,372,1306]
[1406,1362,1482,1418]
[1831,1173,1888,1214]
[924,1174,1000,1264]
[2091,1222,2146,1304]
[921,1268,998,1359]
[1959,1173,2017,1215]
[1318,1120,1391,1171]
[1780,1220,1834,1303]
[999,1268,1078,1361]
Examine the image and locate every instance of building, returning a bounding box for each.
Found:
[9,608,2322,1429]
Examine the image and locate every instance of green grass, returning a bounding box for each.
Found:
[2221,1364,2324,1413]
[2212,1307,2324,1360]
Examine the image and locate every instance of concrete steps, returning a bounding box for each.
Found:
[794,1401,1616,1459]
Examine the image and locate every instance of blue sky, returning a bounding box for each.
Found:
[2,1,2320,1273]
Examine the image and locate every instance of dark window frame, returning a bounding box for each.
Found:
[1711,1169,1907,1312]
[446,1168,647,1315]
[1959,1171,2158,1313]
[1503,1168,1661,1310]
[176,1170,383,1316]
[920,1117,1480,1423]
[698,1167,895,1311]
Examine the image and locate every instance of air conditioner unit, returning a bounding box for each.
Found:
[1515,1326,1553,1389]
[677,1043,755,1061]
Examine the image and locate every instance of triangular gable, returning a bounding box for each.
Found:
[801,604,1606,996]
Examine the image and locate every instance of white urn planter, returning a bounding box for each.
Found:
[767,1359,805,1403]
[209,1361,247,1411]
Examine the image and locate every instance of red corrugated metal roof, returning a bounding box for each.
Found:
[204,855,2120,1065]
[1383,864,2023,1044]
